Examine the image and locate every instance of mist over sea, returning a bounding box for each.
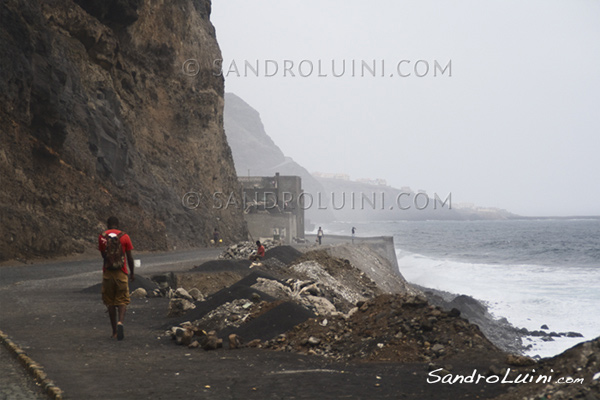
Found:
[320,219,600,358]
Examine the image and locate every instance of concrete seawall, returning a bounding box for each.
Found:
[305,234,399,270]
[304,234,415,296]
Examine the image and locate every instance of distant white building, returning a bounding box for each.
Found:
[312,172,350,181]
[454,202,476,209]
[356,178,388,186]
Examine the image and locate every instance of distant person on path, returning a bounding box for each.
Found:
[249,240,265,261]
[213,228,220,246]
[317,227,324,245]
[352,227,356,244]
[98,216,135,341]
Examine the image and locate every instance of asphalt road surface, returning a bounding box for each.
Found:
[0,247,221,399]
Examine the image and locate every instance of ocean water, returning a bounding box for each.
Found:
[322,219,600,358]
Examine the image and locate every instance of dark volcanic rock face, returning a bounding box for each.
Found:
[0,0,247,261]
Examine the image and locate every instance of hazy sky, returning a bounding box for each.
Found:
[211,1,600,217]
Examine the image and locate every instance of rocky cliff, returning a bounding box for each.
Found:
[0,0,247,261]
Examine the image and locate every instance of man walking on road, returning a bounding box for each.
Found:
[98,216,135,340]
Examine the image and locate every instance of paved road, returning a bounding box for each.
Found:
[0,247,223,285]
[0,344,46,399]
[0,247,221,399]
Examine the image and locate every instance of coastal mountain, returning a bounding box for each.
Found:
[224,93,324,191]
[224,92,334,223]
[224,92,287,177]
[0,0,247,261]
[224,93,516,223]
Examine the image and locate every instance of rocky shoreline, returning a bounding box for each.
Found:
[414,285,585,357]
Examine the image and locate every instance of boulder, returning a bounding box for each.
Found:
[175,288,194,302]
[565,331,584,338]
[175,328,194,346]
[130,288,147,299]
[167,298,196,317]
[246,339,262,348]
[251,278,292,299]
[188,288,204,301]
[307,336,321,346]
[202,331,223,351]
[431,344,445,356]
[299,295,337,316]
[228,334,242,349]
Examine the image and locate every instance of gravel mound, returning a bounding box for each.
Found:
[192,259,252,272]
[263,293,504,363]
[165,272,277,328]
[263,245,302,265]
[221,301,316,343]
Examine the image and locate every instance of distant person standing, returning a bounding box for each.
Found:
[317,227,324,245]
[351,227,356,244]
[213,228,220,246]
[98,216,135,341]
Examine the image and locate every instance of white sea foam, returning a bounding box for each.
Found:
[396,249,600,358]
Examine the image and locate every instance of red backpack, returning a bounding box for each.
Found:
[102,232,125,270]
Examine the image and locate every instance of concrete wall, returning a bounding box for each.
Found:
[240,174,305,243]
[305,234,401,275]
[245,213,298,244]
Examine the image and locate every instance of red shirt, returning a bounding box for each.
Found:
[257,245,265,258]
[98,229,134,274]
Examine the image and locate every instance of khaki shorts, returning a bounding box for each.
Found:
[102,269,130,306]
